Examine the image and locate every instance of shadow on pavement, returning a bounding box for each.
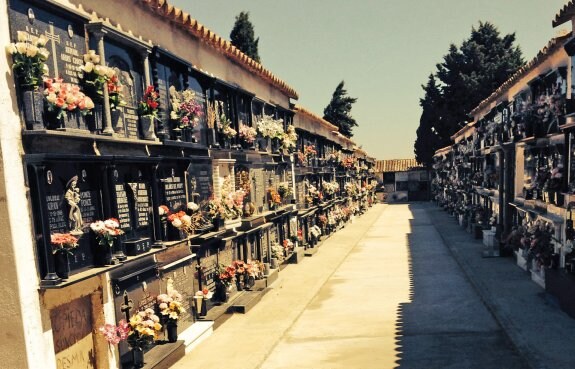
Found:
[392,203,527,369]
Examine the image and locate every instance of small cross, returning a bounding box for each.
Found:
[44,22,61,77]
[121,291,134,321]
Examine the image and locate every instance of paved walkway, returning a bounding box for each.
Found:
[172,203,575,369]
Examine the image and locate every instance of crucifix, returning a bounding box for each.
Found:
[120,290,134,321]
[44,22,60,77]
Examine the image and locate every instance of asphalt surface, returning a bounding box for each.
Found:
[172,203,575,369]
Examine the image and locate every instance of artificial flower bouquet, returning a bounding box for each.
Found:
[169,86,203,129]
[43,78,95,120]
[256,115,284,139]
[157,290,186,322]
[239,123,257,144]
[90,218,124,247]
[127,309,162,348]
[6,31,49,89]
[50,232,79,255]
[139,85,160,117]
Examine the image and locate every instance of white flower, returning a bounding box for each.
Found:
[94,65,107,76]
[90,220,105,232]
[82,62,94,73]
[38,48,49,61]
[15,42,27,55]
[187,202,199,212]
[46,93,57,103]
[5,44,16,55]
[181,215,192,226]
[17,31,28,42]
[36,35,48,47]
[172,218,182,228]
[158,206,166,216]
[104,219,119,229]
[105,67,116,78]
[159,302,168,310]
[25,44,38,57]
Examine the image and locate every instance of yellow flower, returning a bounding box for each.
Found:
[154,323,162,331]
[36,35,48,47]
[38,48,49,61]
[5,44,16,55]
[16,31,28,42]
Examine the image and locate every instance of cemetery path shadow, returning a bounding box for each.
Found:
[394,203,527,369]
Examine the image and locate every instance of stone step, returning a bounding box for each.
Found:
[264,268,279,287]
[288,247,306,264]
[178,321,214,354]
[230,290,267,314]
[137,340,185,369]
[304,246,318,257]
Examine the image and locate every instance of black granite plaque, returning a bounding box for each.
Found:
[37,163,104,273]
[187,162,212,202]
[253,169,265,209]
[123,106,140,139]
[9,0,86,85]
[161,261,195,329]
[159,166,188,212]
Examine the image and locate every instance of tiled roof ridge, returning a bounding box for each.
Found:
[139,0,298,99]
[376,158,422,173]
[469,32,571,117]
[553,1,575,27]
[293,105,339,131]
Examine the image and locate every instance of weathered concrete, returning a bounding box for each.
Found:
[171,203,527,369]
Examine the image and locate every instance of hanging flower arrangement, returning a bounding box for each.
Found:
[256,115,284,139]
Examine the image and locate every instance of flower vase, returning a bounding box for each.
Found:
[214,281,228,303]
[94,244,116,266]
[213,217,224,231]
[258,137,269,152]
[21,89,44,130]
[271,137,280,153]
[172,127,183,142]
[86,103,103,132]
[54,251,70,279]
[140,115,157,140]
[111,108,125,135]
[236,277,244,291]
[166,321,178,343]
[46,109,64,130]
[270,257,278,269]
[245,274,255,290]
[131,346,144,368]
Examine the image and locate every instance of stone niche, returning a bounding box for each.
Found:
[86,22,153,139]
[50,295,96,369]
[109,255,160,366]
[156,242,197,333]
[187,158,213,203]
[27,160,105,284]
[9,0,88,131]
[109,162,155,256]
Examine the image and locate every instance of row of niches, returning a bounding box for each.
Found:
[29,158,297,286]
[7,0,295,149]
[474,67,568,147]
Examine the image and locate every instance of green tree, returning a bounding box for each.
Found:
[323,81,358,138]
[414,75,443,167]
[230,11,260,63]
[414,22,524,166]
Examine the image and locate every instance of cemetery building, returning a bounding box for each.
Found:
[0,0,377,368]
[432,2,575,320]
[375,159,429,202]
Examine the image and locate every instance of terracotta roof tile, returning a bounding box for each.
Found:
[375,159,422,173]
[138,0,298,99]
[553,1,575,27]
[469,33,571,116]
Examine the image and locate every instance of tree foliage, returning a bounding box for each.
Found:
[323,81,358,138]
[230,11,260,63]
[414,22,524,167]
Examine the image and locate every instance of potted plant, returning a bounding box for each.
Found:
[213,263,236,303]
[281,125,297,153]
[6,31,49,129]
[89,218,125,265]
[138,85,159,140]
[50,232,79,279]
[267,187,282,210]
[256,115,284,151]
[156,290,186,342]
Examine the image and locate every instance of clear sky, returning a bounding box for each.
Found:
[172,0,569,160]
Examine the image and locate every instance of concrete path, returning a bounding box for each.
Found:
[172,203,528,368]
